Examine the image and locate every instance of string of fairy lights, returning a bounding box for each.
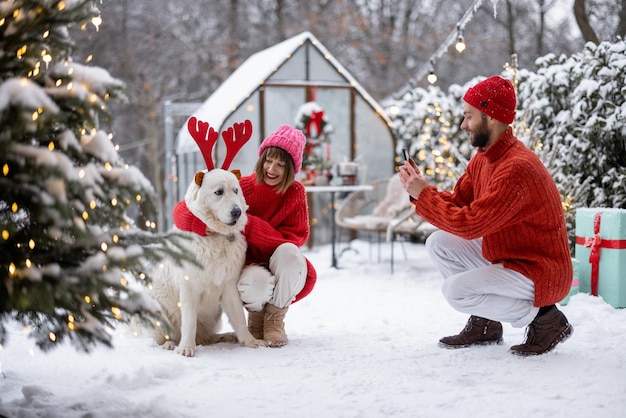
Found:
[395,0,487,96]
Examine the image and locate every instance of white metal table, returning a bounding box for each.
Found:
[305,184,374,268]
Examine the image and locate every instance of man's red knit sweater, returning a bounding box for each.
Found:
[414,128,572,307]
[173,174,316,303]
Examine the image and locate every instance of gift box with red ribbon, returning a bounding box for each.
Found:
[559,258,580,306]
[575,208,626,308]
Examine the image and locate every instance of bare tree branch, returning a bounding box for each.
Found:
[574,0,600,44]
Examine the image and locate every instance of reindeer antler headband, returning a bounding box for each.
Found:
[187,116,253,171]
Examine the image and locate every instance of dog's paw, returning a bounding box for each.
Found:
[177,346,196,357]
[161,341,177,351]
[241,337,268,348]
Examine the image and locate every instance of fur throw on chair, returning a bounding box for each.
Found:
[372,174,411,218]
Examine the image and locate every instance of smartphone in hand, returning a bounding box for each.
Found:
[402,148,410,161]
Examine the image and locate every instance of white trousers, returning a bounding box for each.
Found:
[426,230,539,328]
[237,243,307,312]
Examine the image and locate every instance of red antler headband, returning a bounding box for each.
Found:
[187,117,253,170]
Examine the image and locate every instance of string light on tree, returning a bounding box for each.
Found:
[91,15,102,31]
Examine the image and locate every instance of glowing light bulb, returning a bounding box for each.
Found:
[41,50,51,60]
[455,35,466,53]
[92,15,102,31]
[427,71,438,84]
[17,45,27,59]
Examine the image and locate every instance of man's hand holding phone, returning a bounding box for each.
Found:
[399,147,428,199]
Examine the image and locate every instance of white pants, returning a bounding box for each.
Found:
[426,230,539,328]
[237,243,307,312]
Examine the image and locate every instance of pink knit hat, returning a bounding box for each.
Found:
[258,125,306,173]
[463,75,516,124]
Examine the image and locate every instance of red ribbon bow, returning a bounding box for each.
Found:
[575,211,626,296]
[305,110,324,138]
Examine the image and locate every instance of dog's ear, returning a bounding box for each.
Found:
[194,171,205,186]
[230,169,241,180]
[185,171,203,204]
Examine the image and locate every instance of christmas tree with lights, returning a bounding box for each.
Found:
[389,84,471,191]
[0,1,191,352]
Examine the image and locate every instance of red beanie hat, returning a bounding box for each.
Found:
[463,75,516,124]
[258,125,306,173]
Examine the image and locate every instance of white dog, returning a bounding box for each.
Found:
[150,169,266,356]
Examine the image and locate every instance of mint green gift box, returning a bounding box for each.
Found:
[575,208,626,308]
[559,258,579,306]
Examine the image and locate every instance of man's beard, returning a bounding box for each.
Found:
[471,118,490,148]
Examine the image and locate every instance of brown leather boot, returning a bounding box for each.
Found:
[510,305,573,356]
[247,307,265,340]
[264,304,288,347]
[439,316,503,349]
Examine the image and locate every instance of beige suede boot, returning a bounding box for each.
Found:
[247,307,265,340]
[264,304,289,347]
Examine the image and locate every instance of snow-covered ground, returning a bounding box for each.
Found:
[1,239,625,418]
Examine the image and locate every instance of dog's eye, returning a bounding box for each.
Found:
[215,187,224,196]
[234,188,240,195]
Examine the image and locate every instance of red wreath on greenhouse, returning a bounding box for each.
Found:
[294,101,334,183]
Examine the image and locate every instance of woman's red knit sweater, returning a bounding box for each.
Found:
[173,173,316,303]
[414,128,572,306]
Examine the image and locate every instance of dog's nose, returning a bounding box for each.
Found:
[231,206,242,220]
